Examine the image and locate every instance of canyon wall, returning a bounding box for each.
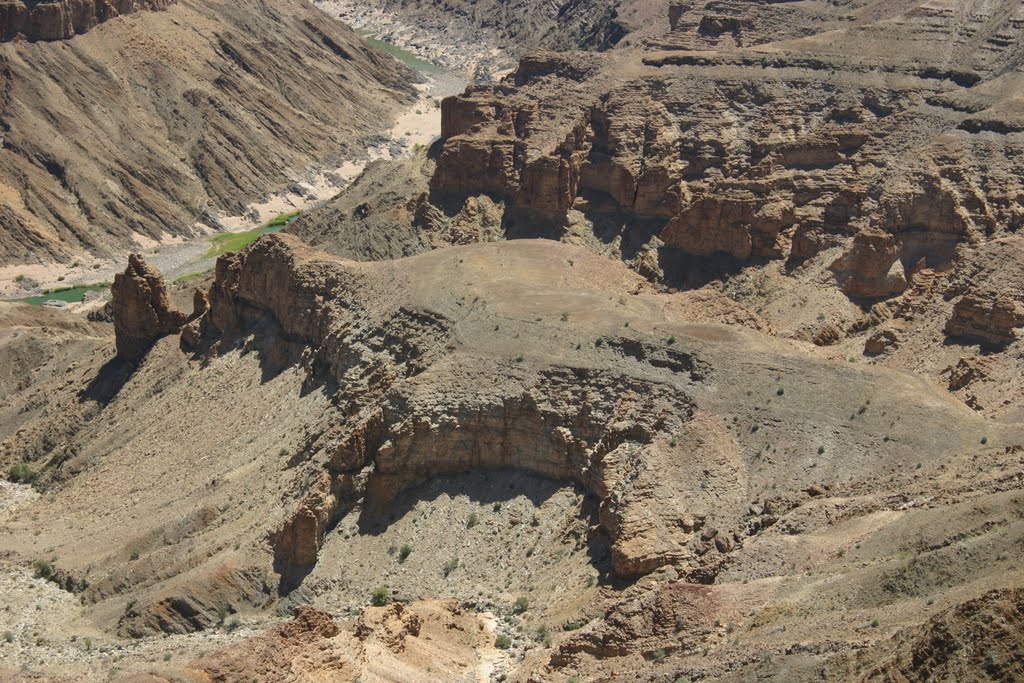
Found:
[0,0,174,41]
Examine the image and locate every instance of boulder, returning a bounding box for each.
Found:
[944,290,1024,348]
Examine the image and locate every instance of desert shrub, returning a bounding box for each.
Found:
[442,558,459,577]
[399,544,412,562]
[466,512,478,529]
[651,648,667,662]
[8,464,37,485]
[495,634,513,649]
[32,560,53,580]
[371,586,390,606]
[513,596,529,614]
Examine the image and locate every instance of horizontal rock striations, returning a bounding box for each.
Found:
[0,0,173,42]
[177,234,991,596]
[427,1,1024,298]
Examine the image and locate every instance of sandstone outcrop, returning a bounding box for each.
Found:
[945,290,1024,348]
[111,253,185,363]
[180,234,993,593]
[426,1,1024,301]
[1,231,1020,681]
[0,0,173,42]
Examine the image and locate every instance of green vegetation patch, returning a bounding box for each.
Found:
[18,283,110,306]
[359,33,440,72]
[173,270,212,285]
[205,211,301,258]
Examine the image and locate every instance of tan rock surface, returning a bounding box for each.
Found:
[111,254,186,363]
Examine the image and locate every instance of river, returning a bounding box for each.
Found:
[2,22,470,307]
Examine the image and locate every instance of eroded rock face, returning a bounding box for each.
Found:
[0,0,415,265]
[428,2,1024,296]
[201,238,707,581]
[111,253,186,363]
[0,0,174,42]
[945,290,1024,348]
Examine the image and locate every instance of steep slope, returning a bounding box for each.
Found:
[0,0,175,41]
[0,0,415,266]
[294,0,1024,423]
[1,235,1021,680]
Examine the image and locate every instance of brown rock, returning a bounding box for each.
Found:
[830,231,907,299]
[0,0,175,43]
[714,534,734,553]
[111,253,186,363]
[945,290,1024,348]
[865,328,901,355]
[944,356,994,392]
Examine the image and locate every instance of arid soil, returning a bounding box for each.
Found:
[1,0,1023,681]
[0,0,416,267]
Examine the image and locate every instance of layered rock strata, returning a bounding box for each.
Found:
[428,1,1024,299]
[0,0,173,41]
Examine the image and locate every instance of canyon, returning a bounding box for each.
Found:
[0,0,1023,681]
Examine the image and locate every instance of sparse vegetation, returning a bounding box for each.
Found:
[8,463,37,485]
[651,648,667,662]
[513,596,529,614]
[217,606,229,626]
[174,270,211,284]
[777,387,784,395]
[206,211,300,258]
[667,336,676,345]
[3,631,13,644]
[818,445,825,454]
[981,436,988,444]
[371,586,390,606]
[442,558,459,577]
[226,617,241,632]
[32,560,53,580]
[536,625,552,647]
[466,512,478,529]
[398,543,412,562]
[495,633,513,649]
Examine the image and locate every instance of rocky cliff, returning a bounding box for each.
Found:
[0,234,1020,680]
[110,253,185,363]
[0,0,173,41]
[0,0,415,265]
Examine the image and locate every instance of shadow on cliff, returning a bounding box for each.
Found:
[196,318,339,397]
[356,470,614,582]
[79,356,135,406]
